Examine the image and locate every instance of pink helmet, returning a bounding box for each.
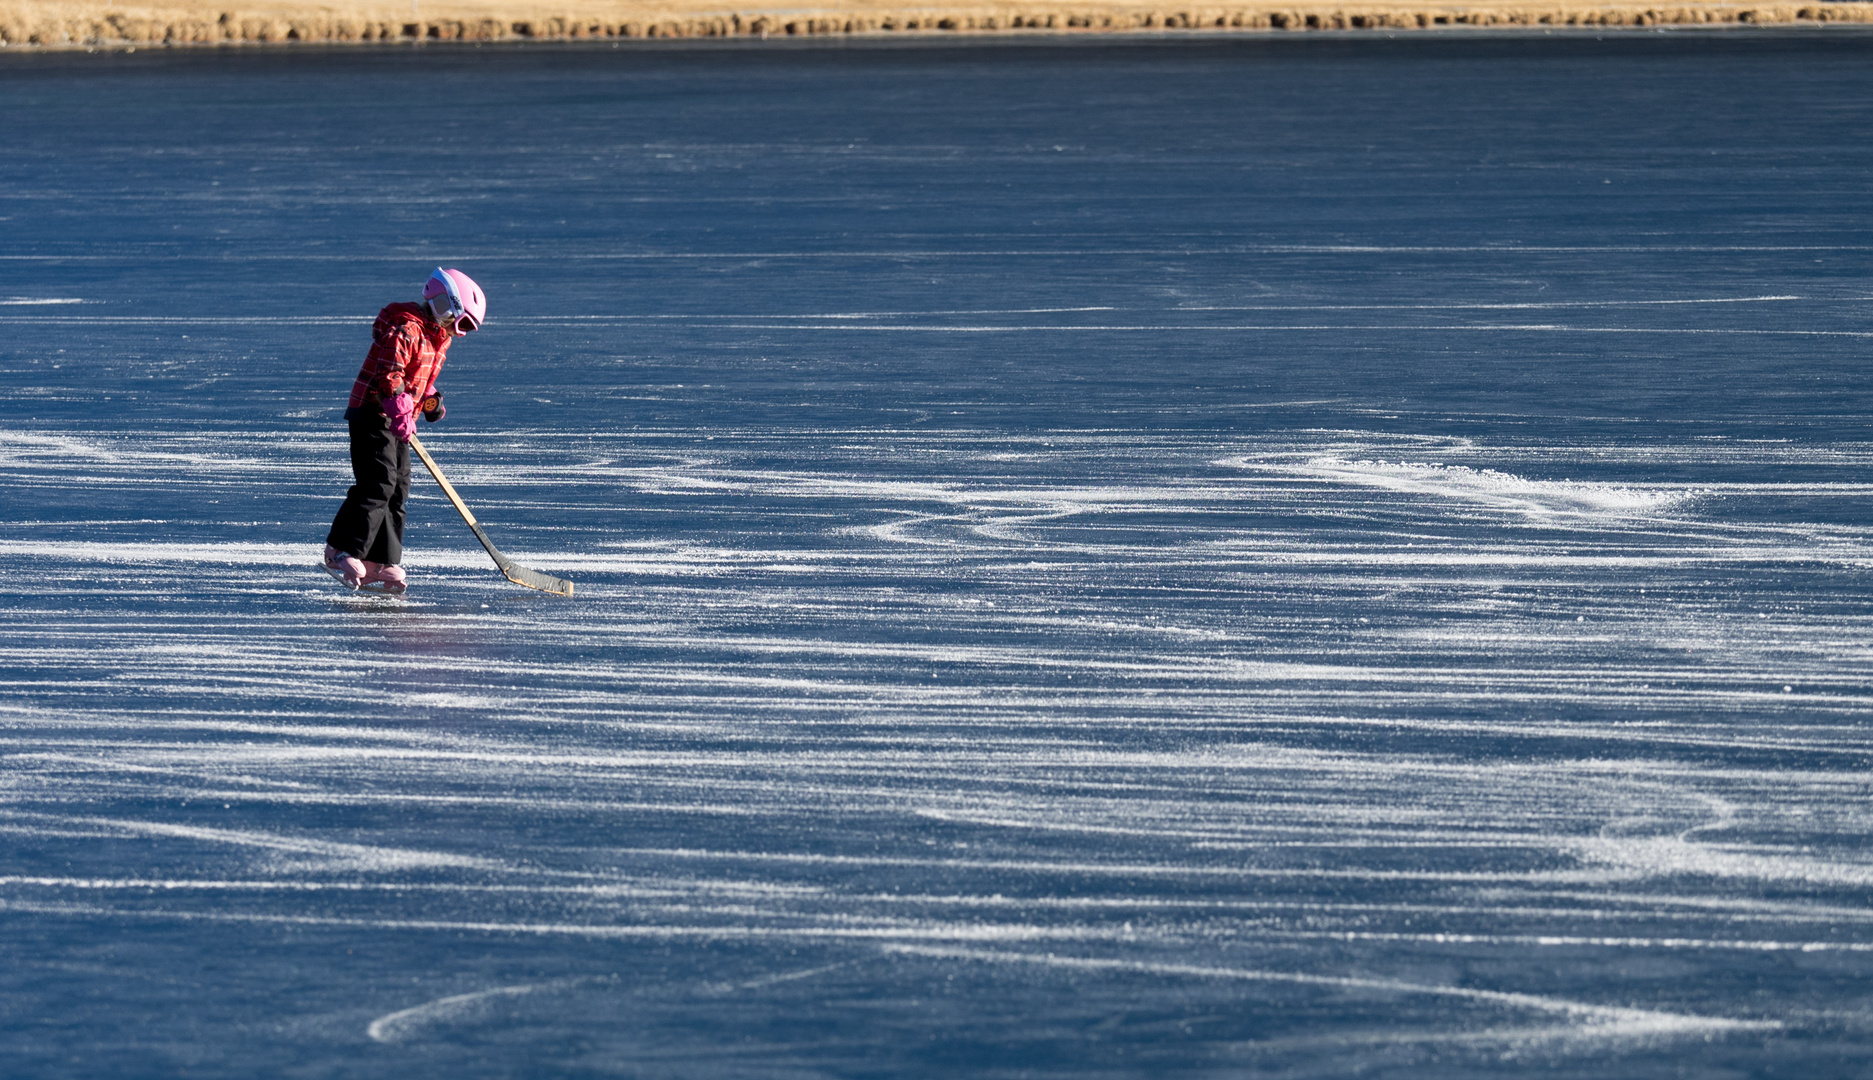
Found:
[423,267,486,334]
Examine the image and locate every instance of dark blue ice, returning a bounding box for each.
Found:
[3,31,1873,1076]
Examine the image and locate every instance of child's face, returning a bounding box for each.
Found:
[428,295,464,336]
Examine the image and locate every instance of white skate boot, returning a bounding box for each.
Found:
[322,545,365,589]
[361,561,407,595]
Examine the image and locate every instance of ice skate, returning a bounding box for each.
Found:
[321,544,365,589]
[360,561,407,595]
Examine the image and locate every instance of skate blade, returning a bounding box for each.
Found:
[320,562,360,590]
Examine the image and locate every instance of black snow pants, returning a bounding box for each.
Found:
[325,403,410,565]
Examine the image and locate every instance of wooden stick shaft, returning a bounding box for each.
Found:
[412,432,486,527]
[407,433,574,596]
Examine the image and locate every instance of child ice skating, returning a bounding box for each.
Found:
[323,267,485,594]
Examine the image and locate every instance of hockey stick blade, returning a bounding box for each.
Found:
[408,433,574,597]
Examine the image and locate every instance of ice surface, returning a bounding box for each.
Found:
[4,32,1873,1079]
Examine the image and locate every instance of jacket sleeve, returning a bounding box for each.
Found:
[362,320,425,400]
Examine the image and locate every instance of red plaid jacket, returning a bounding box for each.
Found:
[347,302,452,409]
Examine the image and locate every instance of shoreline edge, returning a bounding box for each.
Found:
[6,1,1873,48]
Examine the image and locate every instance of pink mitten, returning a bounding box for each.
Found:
[383,391,417,442]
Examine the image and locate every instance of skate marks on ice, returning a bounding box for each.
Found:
[365,975,619,1044]
[1,712,1865,1061]
[354,950,1769,1057]
[364,964,853,1046]
[1221,455,1701,518]
[2,425,1871,1066]
[888,945,1776,1048]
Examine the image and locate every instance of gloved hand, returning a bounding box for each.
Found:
[420,388,445,424]
[383,391,418,442]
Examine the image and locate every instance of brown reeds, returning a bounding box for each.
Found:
[2,0,1868,47]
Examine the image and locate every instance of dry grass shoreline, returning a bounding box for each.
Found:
[4,0,1871,47]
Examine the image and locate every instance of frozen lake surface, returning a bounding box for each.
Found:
[4,31,1873,1076]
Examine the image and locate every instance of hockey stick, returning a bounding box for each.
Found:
[408,433,574,597]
